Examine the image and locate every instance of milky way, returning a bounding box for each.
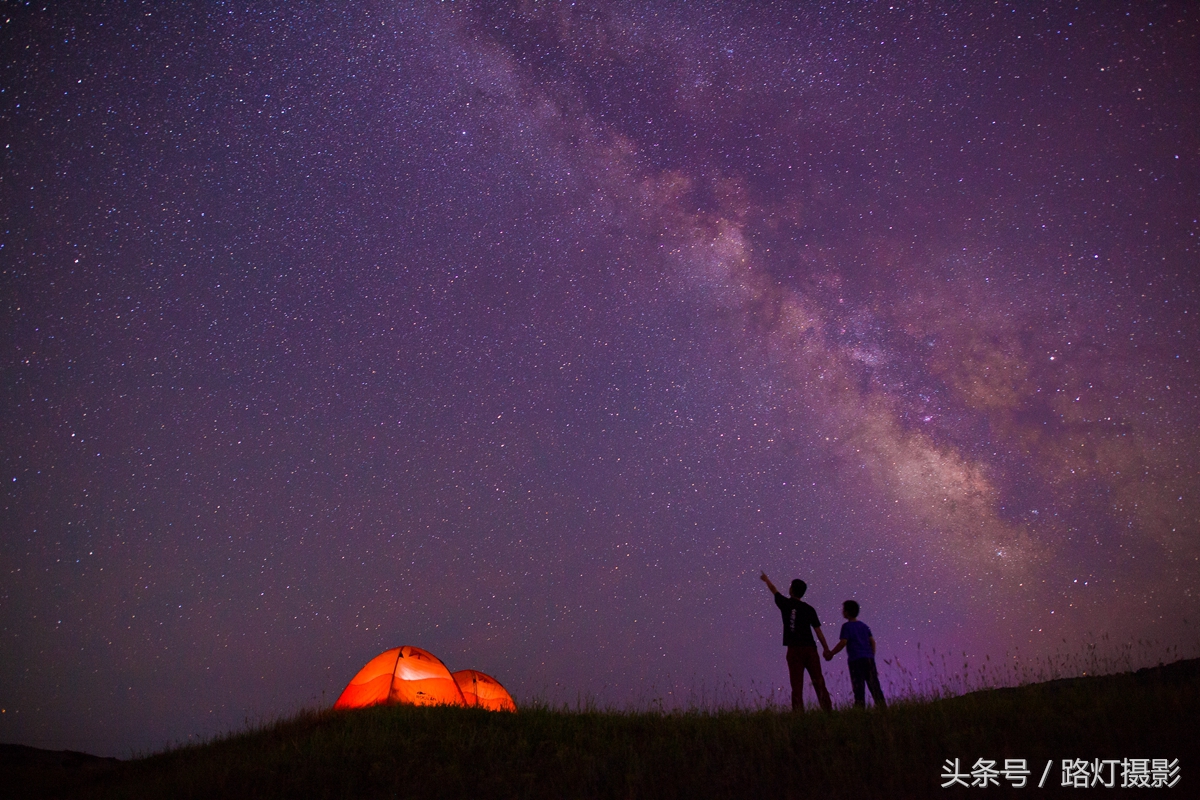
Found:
[2,3,1197,756]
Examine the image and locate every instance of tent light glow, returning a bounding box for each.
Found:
[333,645,515,712]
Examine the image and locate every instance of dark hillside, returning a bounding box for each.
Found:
[6,659,1196,799]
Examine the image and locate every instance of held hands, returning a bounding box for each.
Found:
[823,648,833,661]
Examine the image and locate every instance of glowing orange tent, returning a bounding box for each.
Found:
[333,646,465,709]
[452,669,517,712]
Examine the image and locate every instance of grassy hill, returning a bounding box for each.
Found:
[7,658,1196,799]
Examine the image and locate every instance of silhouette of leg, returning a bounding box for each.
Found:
[785,646,806,711]
[865,660,887,709]
[848,658,868,708]
[801,646,833,712]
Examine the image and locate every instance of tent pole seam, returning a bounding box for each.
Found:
[390,648,403,703]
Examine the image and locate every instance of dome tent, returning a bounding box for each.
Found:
[452,669,517,712]
[333,646,465,709]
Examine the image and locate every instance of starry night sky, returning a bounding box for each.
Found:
[2,2,1197,757]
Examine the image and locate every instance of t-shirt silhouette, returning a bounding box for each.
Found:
[839,619,874,660]
[773,593,820,647]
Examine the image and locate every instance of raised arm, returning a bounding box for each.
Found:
[759,572,779,595]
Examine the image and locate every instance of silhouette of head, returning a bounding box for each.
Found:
[843,599,860,618]
[789,579,807,599]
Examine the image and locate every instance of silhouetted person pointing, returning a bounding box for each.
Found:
[760,571,833,712]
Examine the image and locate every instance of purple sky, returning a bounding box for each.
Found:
[2,2,1197,757]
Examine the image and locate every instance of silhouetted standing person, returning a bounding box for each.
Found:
[760,572,833,712]
[826,599,887,709]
